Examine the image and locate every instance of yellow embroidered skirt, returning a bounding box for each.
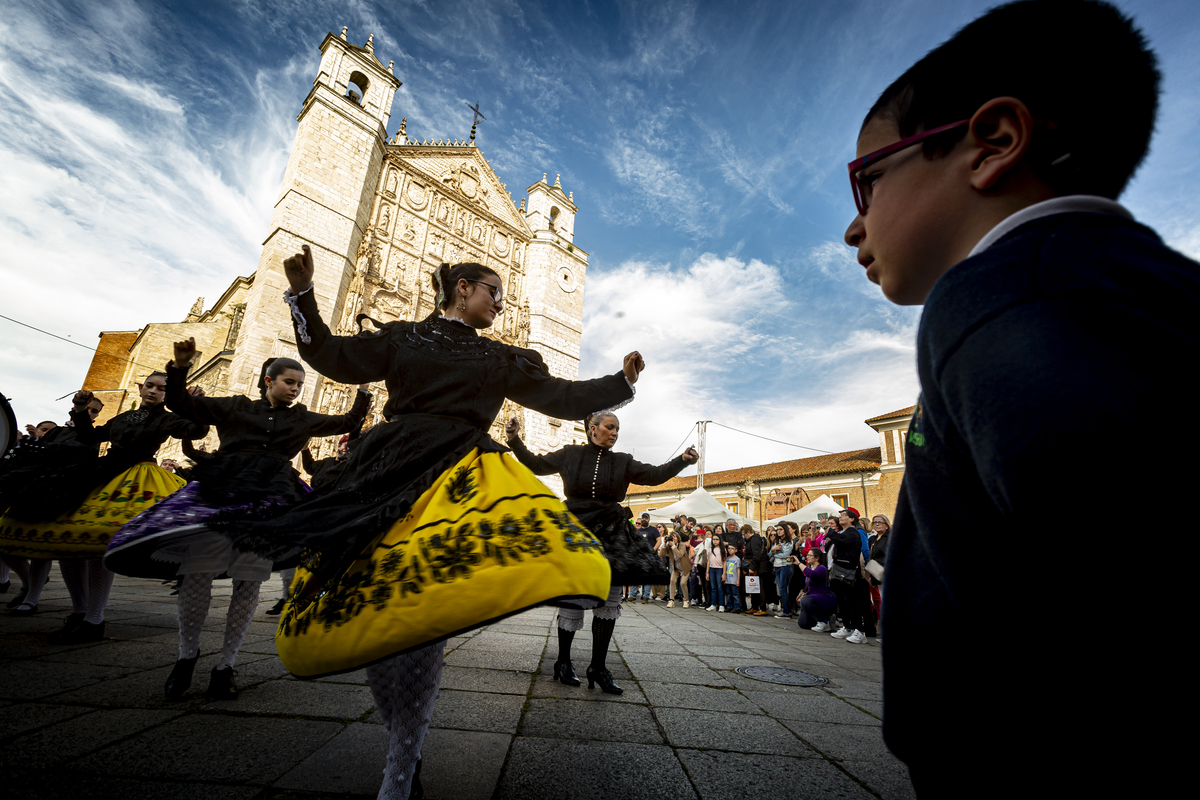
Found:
[275,448,611,678]
[0,462,186,559]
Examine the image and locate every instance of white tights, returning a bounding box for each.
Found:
[177,572,261,669]
[58,558,115,623]
[365,642,445,800]
[14,558,53,607]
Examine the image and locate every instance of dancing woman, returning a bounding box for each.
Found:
[507,412,697,693]
[104,353,370,700]
[231,247,639,800]
[0,375,207,641]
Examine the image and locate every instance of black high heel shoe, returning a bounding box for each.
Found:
[206,666,240,701]
[553,659,581,687]
[410,756,423,800]
[585,665,624,695]
[165,655,199,699]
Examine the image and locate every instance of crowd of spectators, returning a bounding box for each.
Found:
[624,509,888,644]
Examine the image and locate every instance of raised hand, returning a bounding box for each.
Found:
[72,390,94,407]
[283,244,316,294]
[173,338,197,369]
[186,385,206,397]
[681,446,699,464]
[505,416,520,442]
[622,351,646,385]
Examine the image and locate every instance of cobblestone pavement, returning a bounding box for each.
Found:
[0,568,914,799]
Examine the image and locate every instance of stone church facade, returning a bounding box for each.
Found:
[82,28,591,492]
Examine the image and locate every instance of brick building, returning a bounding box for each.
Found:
[625,406,915,523]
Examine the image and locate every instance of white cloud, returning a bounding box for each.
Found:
[578,252,919,472]
[0,1,299,429]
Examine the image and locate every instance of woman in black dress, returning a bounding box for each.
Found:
[104,354,370,700]
[506,412,697,694]
[228,247,644,800]
[1,375,208,639]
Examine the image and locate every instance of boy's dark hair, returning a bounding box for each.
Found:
[864,0,1159,199]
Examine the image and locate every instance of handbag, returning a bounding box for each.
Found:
[745,575,761,594]
[829,562,858,584]
[865,559,884,581]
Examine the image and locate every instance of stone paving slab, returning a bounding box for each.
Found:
[521,697,663,744]
[74,714,343,783]
[677,749,878,800]
[0,572,913,798]
[496,738,699,800]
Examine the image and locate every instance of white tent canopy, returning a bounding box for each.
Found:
[772,494,845,525]
[645,488,760,531]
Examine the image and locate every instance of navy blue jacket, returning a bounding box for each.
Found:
[882,212,1198,780]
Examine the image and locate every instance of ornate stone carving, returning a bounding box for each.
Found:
[440,162,489,207]
[378,204,392,235]
[384,169,398,196]
[492,230,510,258]
[405,178,428,210]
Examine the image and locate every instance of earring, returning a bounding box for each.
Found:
[457,297,467,311]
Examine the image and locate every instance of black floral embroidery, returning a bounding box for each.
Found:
[278,505,602,638]
[542,508,604,555]
[421,523,482,583]
[445,467,478,505]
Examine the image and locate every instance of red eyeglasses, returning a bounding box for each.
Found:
[847,119,971,216]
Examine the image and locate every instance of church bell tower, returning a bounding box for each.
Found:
[228,27,401,400]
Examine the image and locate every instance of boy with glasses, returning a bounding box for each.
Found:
[842,1,1193,795]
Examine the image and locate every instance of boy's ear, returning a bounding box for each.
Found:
[966,96,1037,192]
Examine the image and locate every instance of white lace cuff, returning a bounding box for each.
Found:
[590,376,636,418]
[283,285,314,345]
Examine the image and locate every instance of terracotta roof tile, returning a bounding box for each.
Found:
[627,446,883,495]
[864,405,916,424]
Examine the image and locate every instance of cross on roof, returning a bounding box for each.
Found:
[466,101,486,126]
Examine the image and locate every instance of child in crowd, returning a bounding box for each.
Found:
[723,543,741,613]
[842,1,1194,794]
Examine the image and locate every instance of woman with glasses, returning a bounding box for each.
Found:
[509,411,697,693]
[230,251,643,800]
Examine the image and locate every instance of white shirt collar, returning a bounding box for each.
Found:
[968,195,1134,258]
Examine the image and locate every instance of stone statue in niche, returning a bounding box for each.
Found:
[385,170,398,196]
[455,211,467,236]
[379,205,391,234]
[437,199,451,224]
[472,221,484,243]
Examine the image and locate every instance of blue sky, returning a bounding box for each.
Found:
[2,0,1197,471]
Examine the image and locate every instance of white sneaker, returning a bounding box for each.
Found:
[666,601,674,608]
[718,607,726,613]
[846,630,866,644]
[683,601,690,608]
[831,626,852,639]
[812,621,830,632]
[706,605,716,611]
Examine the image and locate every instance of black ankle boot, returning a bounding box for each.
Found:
[586,665,624,695]
[410,756,423,800]
[47,612,85,644]
[553,659,581,687]
[205,666,239,701]
[164,655,199,699]
[265,597,287,616]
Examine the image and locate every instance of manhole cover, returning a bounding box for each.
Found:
[734,666,828,686]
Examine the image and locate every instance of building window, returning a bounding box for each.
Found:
[831,494,850,509]
[347,71,369,105]
[725,501,739,514]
